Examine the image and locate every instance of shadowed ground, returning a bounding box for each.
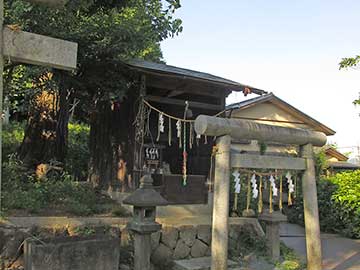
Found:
[280,223,360,270]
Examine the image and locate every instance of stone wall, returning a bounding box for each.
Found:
[147,223,263,268]
[0,218,263,270]
[0,225,122,270]
[24,237,119,270]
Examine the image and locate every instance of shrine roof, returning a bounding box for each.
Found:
[124,59,267,95]
[226,93,336,136]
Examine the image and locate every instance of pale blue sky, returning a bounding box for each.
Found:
[161,0,360,157]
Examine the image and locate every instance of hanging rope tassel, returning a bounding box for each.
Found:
[286,172,294,206]
[182,122,187,186]
[176,120,182,148]
[168,118,172,146]
[189,122,194,149]
[258,176,263,213]
[233,170,241,212]
[233,193,238,212]
[156,113,164,141]
[288,190,293,206]
[196,133,200,147]
[279,174,283,210]
[246,173,251,211]
[269,178,273,213]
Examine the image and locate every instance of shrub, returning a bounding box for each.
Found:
[2,121,90,180]
[65,122,90,181]
[2,122,25,160]
[286,170,360,239]
[2,156,98,216]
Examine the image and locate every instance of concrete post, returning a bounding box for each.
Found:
[301,144,322,270]
[211,135,231,270]
[134,234,152,270]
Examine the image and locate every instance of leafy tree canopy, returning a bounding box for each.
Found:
[4,0,183,116]
[339,55,360,105]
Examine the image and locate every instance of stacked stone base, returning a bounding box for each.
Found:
[149,223,262,268]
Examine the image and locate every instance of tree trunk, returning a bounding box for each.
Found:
[88,92,135,191]
[18,75,69,168]
[55,80,69,162]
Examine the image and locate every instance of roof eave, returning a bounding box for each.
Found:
[226,93,336,136]
[123,60,267,96]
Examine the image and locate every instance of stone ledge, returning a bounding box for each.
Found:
[1,216,264,237]
[173,257,238,270]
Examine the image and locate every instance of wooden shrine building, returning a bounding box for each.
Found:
[114,59,266,205]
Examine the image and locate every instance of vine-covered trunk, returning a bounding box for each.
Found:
[88,93,135,191]
[18,76,69,168]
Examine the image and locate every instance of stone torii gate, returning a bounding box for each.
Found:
[0,0,77,211]
[194,115,326,270]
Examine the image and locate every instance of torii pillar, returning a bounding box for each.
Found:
[0,0,77,211]
[195,115,325,270]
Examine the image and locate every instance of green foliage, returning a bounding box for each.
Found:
[111,205,131,217]
[238,228,267,257]
[2,122,25,160]
[73,226,96,236]
[286,170,360,239]
[258,141,267,155]
[339,55,360,70]
[3,65,38,115]
[278,243,306,270]
[2,121,90,180]
[4,0,183,114]
[65,122,90,180]
[2,156,98,215]
[314,149,328,178]
[339,56,360,106]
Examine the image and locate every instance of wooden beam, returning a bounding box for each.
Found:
[3,27,77,71]
[145,95,223,111]
[167,90,185,98]
[23,0,68,7]
[146,75,226,98]
[231,154,306,170]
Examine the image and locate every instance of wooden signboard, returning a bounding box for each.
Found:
[144,146,162,167]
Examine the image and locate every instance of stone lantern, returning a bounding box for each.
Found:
[123,174,168,270]
[258,210,287,261]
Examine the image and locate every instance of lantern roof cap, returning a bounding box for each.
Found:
[123,174,168,207]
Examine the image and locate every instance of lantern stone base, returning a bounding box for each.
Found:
[258,210,287,261]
